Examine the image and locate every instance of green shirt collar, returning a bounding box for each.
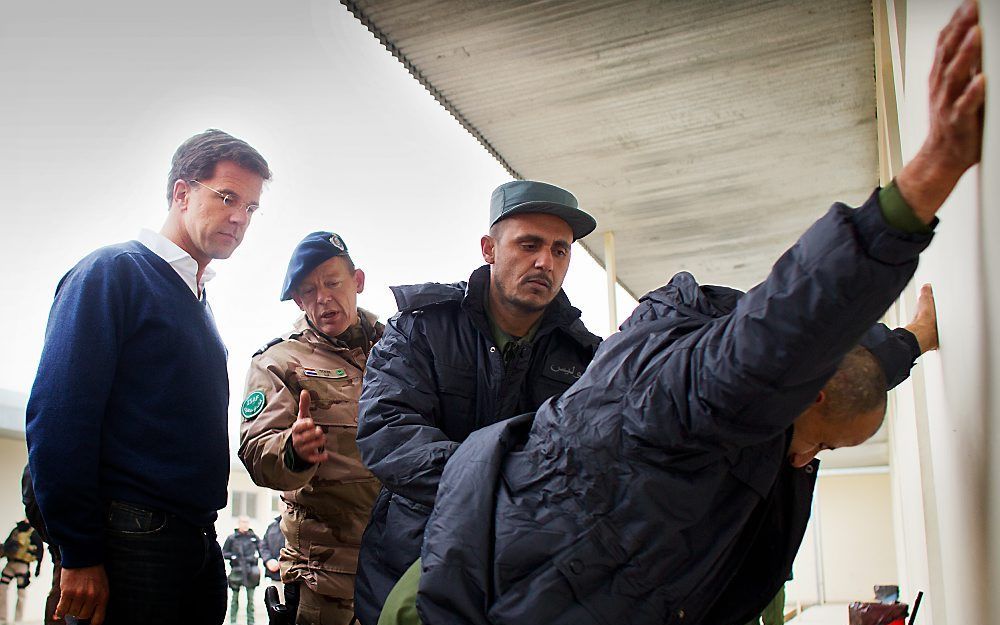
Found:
[485,299,541,360]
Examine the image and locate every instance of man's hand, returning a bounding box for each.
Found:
[55,564,109,625]
[290,390,330,464]
[906,284,939,353]
[896,0,985,223]
[266,558,280,573]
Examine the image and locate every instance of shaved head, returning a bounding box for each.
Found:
[821,346,887,423]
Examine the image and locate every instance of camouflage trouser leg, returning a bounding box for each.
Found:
[0,560,30,625]
[295,585,355,625]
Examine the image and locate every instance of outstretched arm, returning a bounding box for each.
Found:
[620,3,982,447]
[896,1,984,222]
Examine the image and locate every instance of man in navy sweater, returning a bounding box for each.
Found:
[26,129,271,625]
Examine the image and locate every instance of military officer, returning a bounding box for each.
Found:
[239,231,382,625]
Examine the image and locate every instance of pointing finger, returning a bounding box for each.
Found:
[298,390,311,420]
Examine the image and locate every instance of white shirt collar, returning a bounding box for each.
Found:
[136,229,216,297]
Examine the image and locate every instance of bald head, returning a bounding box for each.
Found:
[821,346,887,423]
[788,346,888,468]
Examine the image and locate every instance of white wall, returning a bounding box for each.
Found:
[888,2,994,624]
[982,1,1000,623]
[787,471,898,608]
[218,467,282,540]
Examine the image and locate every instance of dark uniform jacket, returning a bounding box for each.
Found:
[417,192,933,625]
[223,529,261,589]
[259,517,285,582]
[354,265,601,625]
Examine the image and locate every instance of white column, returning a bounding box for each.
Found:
[982,3,1000,624]
[604,231,617,336]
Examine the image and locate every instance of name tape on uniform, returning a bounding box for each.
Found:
[302,367,348,379]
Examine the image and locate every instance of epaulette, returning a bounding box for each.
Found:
[253,337,285,357]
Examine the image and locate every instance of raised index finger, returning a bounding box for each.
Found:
[298,389,311,420]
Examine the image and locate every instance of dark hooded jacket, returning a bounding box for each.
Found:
[417,191,932,625]
[354,265,601,625]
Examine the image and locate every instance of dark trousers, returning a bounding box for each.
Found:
[102,501,226,625]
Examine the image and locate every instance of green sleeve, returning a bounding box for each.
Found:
[880,181,933,234]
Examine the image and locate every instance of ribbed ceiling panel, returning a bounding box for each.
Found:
[342,0,877,296]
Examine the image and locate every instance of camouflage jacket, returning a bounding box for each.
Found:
[239,309,383,599]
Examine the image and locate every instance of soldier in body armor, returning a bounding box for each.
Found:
[0,519,43,624]
[239,232,383,625]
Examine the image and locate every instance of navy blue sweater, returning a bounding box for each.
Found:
[26,241,230,568]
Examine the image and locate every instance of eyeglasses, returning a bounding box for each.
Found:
[189,179,260,216]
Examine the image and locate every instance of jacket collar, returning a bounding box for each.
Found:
[292,307,382,352]
[462,265,592,347]
[390,265,597,349]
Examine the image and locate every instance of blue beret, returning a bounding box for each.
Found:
[490,180,597,241]
[280,231,350,301]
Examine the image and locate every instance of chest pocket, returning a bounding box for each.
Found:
[432,360,478,440]
[726,440,783,499]
[295,367,362,427]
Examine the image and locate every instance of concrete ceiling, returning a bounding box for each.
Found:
[340,0,879,297]
[338,0,888,469]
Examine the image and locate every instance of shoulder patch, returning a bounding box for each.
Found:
[241,390,267,420]
[253,337,285,357]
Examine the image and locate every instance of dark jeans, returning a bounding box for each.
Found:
[102,501,226,625]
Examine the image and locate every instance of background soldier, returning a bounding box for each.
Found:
[222,517,262,625]
[260,512,286,600]
[240,232,382,625]
[0,519,43,624]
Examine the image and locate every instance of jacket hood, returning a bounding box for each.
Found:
[390,281,467,312]
[620,272,744,332]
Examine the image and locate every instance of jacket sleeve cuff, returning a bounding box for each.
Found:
[283,435,315,473]
[58,541,103,569]
[850,188,936,265]
[861,325,922,390]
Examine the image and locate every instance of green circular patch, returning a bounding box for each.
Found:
[241,390,266,420]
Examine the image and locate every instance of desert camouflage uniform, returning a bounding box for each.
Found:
[239,310,382,624]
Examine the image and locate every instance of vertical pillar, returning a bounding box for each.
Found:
[981,2,1000,623]
[604,231,617,336]
[874,3,945,621]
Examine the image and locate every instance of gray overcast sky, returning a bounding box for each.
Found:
[0,0,635,438]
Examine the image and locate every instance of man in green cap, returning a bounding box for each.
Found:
[239,231,383,625]
[353,180,603,624]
